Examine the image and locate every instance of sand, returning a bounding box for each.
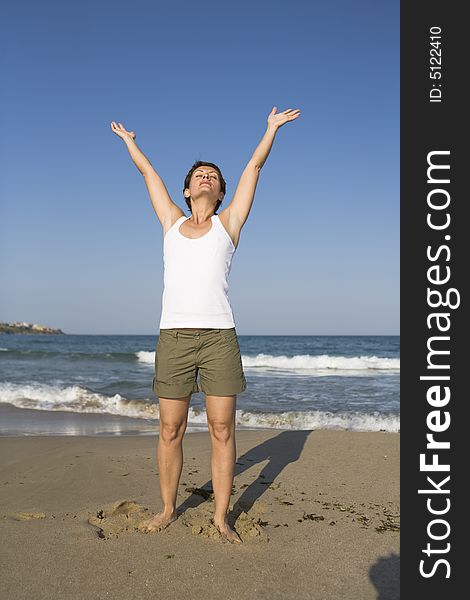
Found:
[0,430,399,599]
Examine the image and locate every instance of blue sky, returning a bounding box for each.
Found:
[0,0,399,335]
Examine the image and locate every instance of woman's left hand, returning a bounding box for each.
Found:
[267,106,301,130]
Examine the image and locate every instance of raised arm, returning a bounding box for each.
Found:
[110,121,182,228]
[225,107,301,231]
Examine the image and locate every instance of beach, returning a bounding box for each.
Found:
[0,429,399,599]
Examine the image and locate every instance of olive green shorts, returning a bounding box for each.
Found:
[152,327,247,398]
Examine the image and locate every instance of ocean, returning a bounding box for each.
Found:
[0,334,399,436]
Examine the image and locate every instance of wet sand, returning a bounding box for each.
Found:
[0,430,399,599]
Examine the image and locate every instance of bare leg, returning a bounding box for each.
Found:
[206,394,242,543]
[139,395,190,533]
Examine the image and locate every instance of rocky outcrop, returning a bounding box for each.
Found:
[0,321,65,334]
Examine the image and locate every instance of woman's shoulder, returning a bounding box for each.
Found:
[162,207,187,238]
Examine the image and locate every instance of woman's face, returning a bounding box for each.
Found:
[187,167,223,204]
[192,167,220,190]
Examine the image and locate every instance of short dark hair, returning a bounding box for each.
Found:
[183,160,226,214]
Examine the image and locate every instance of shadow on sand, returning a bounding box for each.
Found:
[369,552,400,600]
[177,429,312,522]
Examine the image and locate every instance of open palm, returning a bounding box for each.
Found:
[110,121,136,141]
[267,107,301,129]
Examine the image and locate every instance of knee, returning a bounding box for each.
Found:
[159,420,186,443]
[208,421,233,443]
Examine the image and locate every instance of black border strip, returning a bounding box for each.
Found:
[401,2,465,595]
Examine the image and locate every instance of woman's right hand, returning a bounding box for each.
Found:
[110,121,136,142]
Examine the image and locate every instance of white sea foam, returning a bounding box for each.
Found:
[135,350,400,373]
[135,350,155,364]
[234,409,400,433]
[0,382,399,433]
[0,381,160,420]
[241,353,400,372]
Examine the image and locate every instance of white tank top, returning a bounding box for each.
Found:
[159,214,237,329]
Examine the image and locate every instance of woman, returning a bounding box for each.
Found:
[110,107,301,543]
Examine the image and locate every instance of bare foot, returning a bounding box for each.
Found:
[138,510,177,533]
[212,518,242,544]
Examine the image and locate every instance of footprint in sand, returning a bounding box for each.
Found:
[179,505,270,544]
[88,499,271,543]
[88,500,151,539]
[12,511,46,521]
